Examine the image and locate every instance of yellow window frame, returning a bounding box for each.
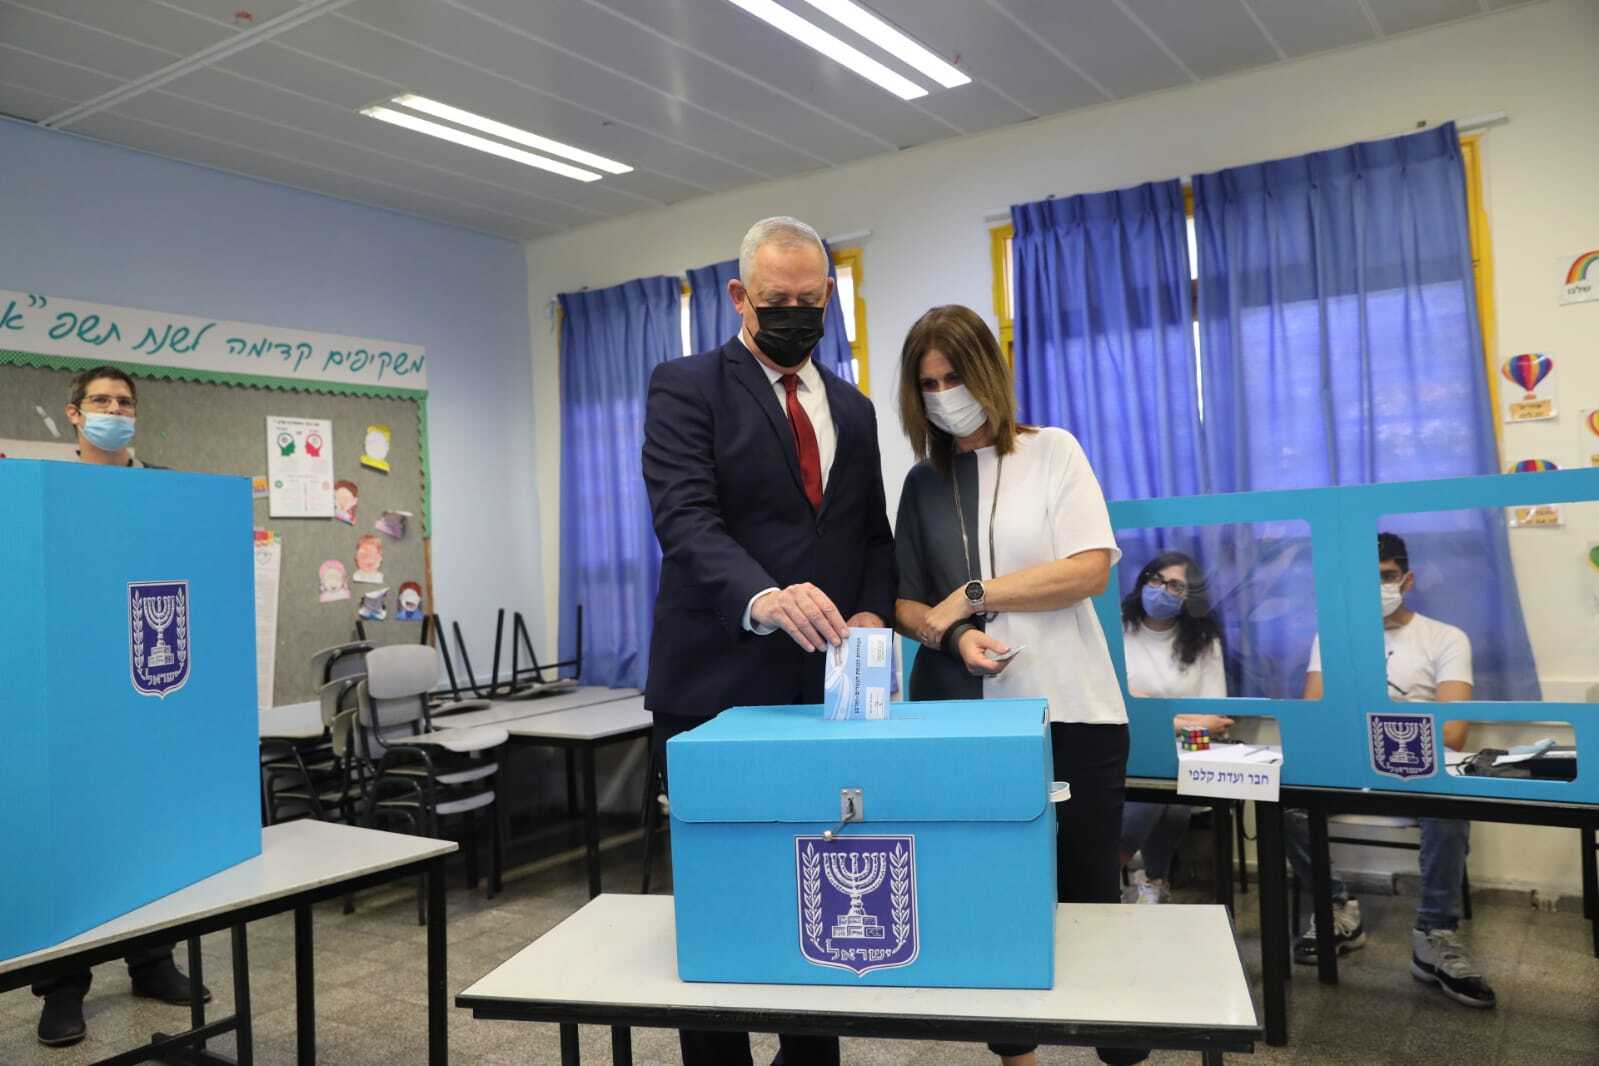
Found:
[831,246,871,395]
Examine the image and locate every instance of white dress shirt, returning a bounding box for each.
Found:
[740,338,838,633]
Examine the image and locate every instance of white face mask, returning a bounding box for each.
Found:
[1380,582,1404,618]
[922,384,988,440]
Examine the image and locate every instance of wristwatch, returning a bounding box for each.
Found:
[964,580,986,615]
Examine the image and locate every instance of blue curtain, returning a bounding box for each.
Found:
[1194,123,1538,700]
[685,247,855,384]
[557,276,681,688]
[1010,179,1205,597]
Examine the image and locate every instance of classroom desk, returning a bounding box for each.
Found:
[430,686,640,731]
[1,821,455,1066]
[457,894,1262,1065]
[501,697,654,899]
[258,700,325,741]
[1271,784,1599,1000]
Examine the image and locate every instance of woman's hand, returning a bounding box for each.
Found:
[920,586,974,647]
[1174,713,1235,736]
[957,628,1013,677]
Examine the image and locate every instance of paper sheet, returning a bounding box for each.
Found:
[254,535,282,709]
[267,415,335,517]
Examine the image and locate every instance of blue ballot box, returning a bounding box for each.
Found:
[1,460,261,961]
[668,699,1060,988]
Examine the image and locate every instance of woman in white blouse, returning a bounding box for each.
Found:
[893,305,1143,1066]
[1118,551,1232,904]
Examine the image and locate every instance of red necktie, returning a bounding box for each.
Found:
[781,374,823,511]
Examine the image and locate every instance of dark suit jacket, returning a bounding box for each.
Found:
[642,338,896,718]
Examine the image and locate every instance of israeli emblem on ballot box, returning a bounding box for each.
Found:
[796,835,918,976]
[128,580,191,698]
[1368,712,1436,780]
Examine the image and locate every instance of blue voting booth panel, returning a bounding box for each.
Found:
[1,460,261,961]
[669,700,1057,988]
[1096,467,1599,805]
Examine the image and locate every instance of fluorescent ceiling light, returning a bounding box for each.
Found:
[360,106,603,182]
[800,0,970,89]
[724,0,928,100]
[392,94,633,175]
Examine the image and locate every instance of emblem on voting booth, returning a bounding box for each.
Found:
[128,580,191,698]
[1368,712,1436,779]
[796,836,918,976]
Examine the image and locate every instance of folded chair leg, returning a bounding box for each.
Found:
[489,798,503,899]
[463,811,480,891]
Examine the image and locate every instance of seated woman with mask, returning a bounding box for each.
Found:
[1118,551,1232,903]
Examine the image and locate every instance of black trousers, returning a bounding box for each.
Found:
[654,712,841,1066]
[990,722,1147,1066]
[32,944,175,1000]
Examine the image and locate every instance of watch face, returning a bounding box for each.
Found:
[965,581,984,601]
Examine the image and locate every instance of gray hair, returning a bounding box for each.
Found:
[738,216,828,285]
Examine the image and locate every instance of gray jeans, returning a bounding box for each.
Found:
[1285,809,1469,932]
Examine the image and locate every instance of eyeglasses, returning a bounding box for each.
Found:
[79,394,137,413]
[1145,575,1189,597]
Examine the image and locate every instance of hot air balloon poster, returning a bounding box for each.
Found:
[1579,410,1599,468]
[1505,458,1564,527]
[1559,248,1599,306]
[1500,352,1557,423]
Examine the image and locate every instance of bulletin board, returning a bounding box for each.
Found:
[0,359,432,707]
[1098,467,1599,806]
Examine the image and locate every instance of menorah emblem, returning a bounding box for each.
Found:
[797,836,918,975]
[128,580,191,699]
[823,852,887,940]
[1368,712,1435,779]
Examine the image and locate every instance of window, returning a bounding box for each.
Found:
[988,223,1014,366]
[989,138,1497,430]
[831,246,871,394]
[680,281,692,357]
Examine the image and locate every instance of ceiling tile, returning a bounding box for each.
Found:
[593,0,959,149]
[0,1,180,82]
[0,76,77,120]
[986,0,1191,99]
[0,40,121,109]
[12,0,235,57]
[1244,0,1374,57]
[1369,0,1484,36]
[154,0,306,24]
[72,107,557,239]
[439,0,890,166]
[868,0,1107,116]
[1122,0,1281,78]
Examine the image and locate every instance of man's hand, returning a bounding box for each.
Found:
[846,612,886,629]
[957,628,1013,677]
[920,586,975,647]
[750,583,848,653]
[1174,714,1236,737]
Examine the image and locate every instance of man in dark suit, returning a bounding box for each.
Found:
[642,217,895,1066]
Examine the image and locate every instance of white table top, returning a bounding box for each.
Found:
[502,696,652,742]
[1,821,455,975]
[258,699,325,740]
[459,895,1258,1032]
[433,686,640,731]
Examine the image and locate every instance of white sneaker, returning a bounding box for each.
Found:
[1135,877,1169,905]
[1122,869,1147,904]
[1411,929,1496,1009]
[1293,899,1365,964]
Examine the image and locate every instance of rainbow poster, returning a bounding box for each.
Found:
[1500,352,1558,423]
[1560,248,1599,305]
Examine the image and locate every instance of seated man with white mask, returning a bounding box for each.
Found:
[1287,532,1493,1010]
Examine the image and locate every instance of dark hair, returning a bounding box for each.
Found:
[897,305,1030,476]
[1121,551,1223,667]
[1377,531,1409,574]
[68,365,137,408]
[335,479,359,494]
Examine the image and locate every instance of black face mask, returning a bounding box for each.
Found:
[751,304,825,368]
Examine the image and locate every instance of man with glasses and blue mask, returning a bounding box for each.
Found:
[1288,532,1493,1009]
[29,366,206,1047]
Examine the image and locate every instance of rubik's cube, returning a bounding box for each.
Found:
[1180,726,1210,752]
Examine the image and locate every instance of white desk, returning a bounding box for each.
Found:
[258,700,324,740]
[458,895,1261,1064]
[430,685,639,731]
[501,696,653,899]
[2,821,456,1066]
